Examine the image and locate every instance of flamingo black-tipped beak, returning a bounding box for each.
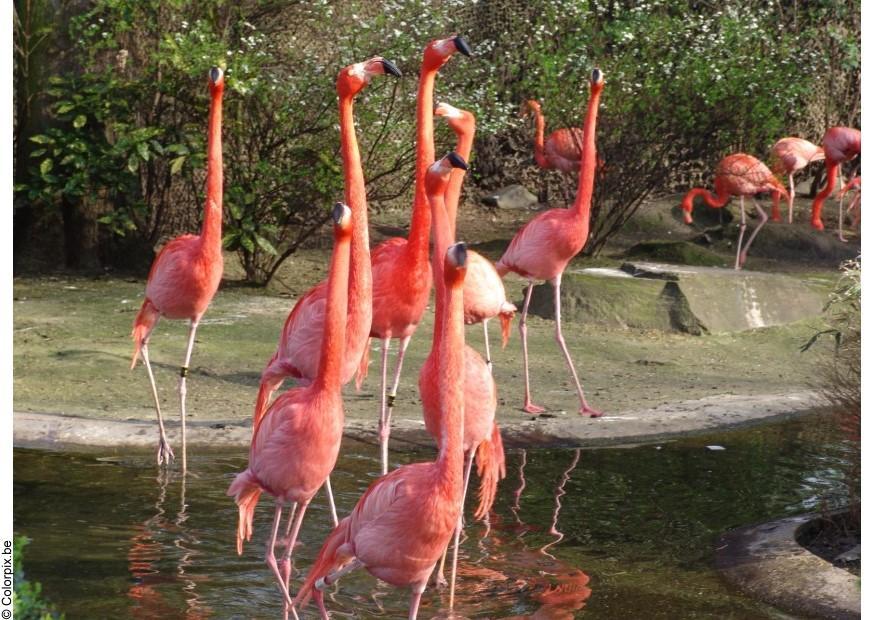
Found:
[381,59,402,78]
[447,242,468,268]
[453,36,472,57]
[332,202,351,225]
[591,68,604,84]
[210,67,223,83]
[447,151,468,171]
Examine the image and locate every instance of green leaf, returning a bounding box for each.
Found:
[73,114,87,129]
[240,234,255,253]
[39,159,53,176]
[29,135,52,145]
[136,141,150,161]
[56,102,75,115]
[222,232,240,249]
[255,235,278,255]
[170,156,186,175]
[127,153,139,173]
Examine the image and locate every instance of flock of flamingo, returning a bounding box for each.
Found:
[126,35,860,618]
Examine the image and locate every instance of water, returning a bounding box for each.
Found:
[13,412,853,619]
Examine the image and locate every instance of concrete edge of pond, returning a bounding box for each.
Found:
[715,513,861,619]
[13,390,821,454]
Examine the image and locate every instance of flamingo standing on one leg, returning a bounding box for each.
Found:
[680,153,789,270]
[769,137,824,223]
[130,67,225,472]
[523,100,583,173]
[496,69,606,417]
[435,102,516,370]
[417,153,506,605]
[810,126,861,241]
[293,242,471,620]
[358,36,472,475]
[250,57,401,525]
[227,203,353,616]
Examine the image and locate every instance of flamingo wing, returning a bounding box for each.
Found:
[545,128,583,173]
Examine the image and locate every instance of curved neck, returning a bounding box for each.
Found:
[571,85,603,220]
[812,162,840,219]
[339,94,371,302]
[407,62,439,259]
[446,130,473,239]
[201,88,223,251]
[684,187,729,210]
[531,106,548,169]
[315,230,352,391]
[436,266,464,493]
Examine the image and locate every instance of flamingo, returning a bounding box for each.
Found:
[435,102,516,370]
[838,176,861,230]
[130,67,225,472]
[358,35,472,475]
[293,242,471,620]
[496,69,606,417]
[810,126,861,241]
[680,153,789,270]
[769,137,824,223]
[523,99,583,173]
[417,153,506,604]
[227,203,353,615]
[250,57,401,525]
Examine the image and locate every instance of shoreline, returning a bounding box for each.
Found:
[14,390,822,454]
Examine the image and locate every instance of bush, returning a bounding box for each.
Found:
[13,536,64,620]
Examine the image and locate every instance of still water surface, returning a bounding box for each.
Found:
[14,412,851,618]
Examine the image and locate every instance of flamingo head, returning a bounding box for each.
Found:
[423,35,472,70]
[209,66,224,95]
[331,202,353,239]
[590,68,605,94]
[435,102,474,137]
[337,56,402,98]
[425,151,469,196]
[520,99,542,119]
[444,242,468,285]
[679,193,695,225]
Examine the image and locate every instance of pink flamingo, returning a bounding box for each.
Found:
[838,176,861,230]
[130,67,225,472]
[436,102,516,369]
[496,69,606,417]
[293,242,471,620]
[523,99,583,174]
[810,126,861,241]
[250,57,401,524]
[680,153,789,270]
[227,203,353,615]
[769,137,824,223]
[358,36,472,475]
[417,153,506,604]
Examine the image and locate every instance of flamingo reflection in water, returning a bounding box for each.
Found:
[126,472,209,619]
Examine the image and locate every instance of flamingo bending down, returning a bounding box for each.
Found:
[496,69,606,417]
[680,153,789,270]
[227,203,353,615]
[769,137,824,223]
[293,242,471,620]
[357,36,472,475]
[810,126,861,241]
[523,99,583,173]
[418,153,506,604]
[130,67,225,472]
[436,102,516,369]
[250,57,401,524]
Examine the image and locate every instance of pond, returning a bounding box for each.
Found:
[14,412,852,619]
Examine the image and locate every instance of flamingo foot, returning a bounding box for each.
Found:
[523,402,546,415]
[838,232,848,243]
[581,405,603,418]
[156,437,175,466]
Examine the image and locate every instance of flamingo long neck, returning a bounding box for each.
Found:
[436,263,465,497]
[406,62,439,261]
[339,93,372,331]
[571,84,603,221]
[314,228,352,392]
[446,128,473,239]
[812,161,840,222]
[530,105,548,169]
[200,87,223,254]
[682,187,730,212]
[428,179,453,352]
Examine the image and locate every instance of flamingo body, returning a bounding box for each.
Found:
[496,208,586,281]
[811,126,861,231]
[143,233,223,321]
[525,100,583,173]
[769,137,824,223]
[369,238,433,339]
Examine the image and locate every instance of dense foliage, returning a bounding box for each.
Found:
[14,0,860,281]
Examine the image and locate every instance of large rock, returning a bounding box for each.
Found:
[525,262,829,334]
[482,184,538,210]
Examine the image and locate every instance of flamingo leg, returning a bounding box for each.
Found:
[838,170,847,242]
[739,199,769,267]
[788,173,796,224]
[324,476,339,527]
[140,343,175,465]
[377,337,391,475]
[482,320,492,372]
[408,581,428,620]
[381,334,411,474]
[519,281,545,414]
[178,318,200,474]
[448,447,478,611]
[552,274,602,417]
[266,502,294,607]
[279,502,299,591]
[316,557,364,590]
[734,197,747,270]
[435,445,477,588]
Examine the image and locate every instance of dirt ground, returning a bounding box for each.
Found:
[13,191,855,452]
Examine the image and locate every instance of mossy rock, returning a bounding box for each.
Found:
[625,240,727,268]
[742,223,859,262]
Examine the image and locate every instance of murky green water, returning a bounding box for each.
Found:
[14,412,853,619]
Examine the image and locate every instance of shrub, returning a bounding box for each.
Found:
[13,536,64,620]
